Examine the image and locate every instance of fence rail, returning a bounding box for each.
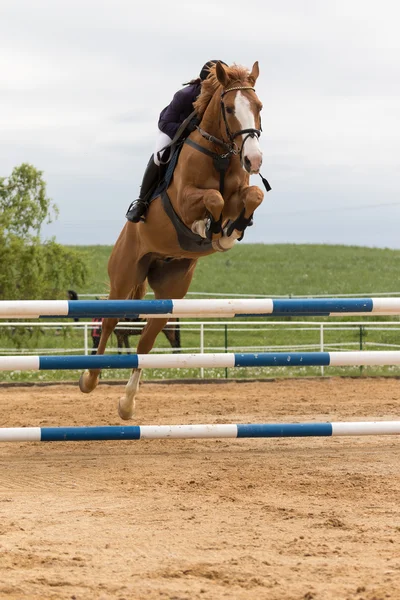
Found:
[2,320,400,378]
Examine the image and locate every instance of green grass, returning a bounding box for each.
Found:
[2,243,400,383]
[70,243,400,297]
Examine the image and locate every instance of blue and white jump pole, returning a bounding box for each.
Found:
[2,297,400,318]
[1,350,400,371]
[1,421,400,442]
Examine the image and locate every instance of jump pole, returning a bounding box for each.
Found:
[1,421,400,442]
[2,298,400,318]
[2,351,400,371]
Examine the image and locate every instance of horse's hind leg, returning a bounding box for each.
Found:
[118,316,169,419]
[79,222,149,394]
[163,319,180,353]
[118,258,197,420]
[79,316,118,392]
[79,285,147,393]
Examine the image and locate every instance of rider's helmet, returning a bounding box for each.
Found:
[199,60,228,81]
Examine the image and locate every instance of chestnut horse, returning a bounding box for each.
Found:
[79,61,267,418]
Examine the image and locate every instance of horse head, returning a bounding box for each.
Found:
[194,61,263,175]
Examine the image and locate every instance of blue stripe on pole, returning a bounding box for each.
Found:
[271,298,373,315]
[67,299,174,318]
[39,355,139,370]
[36,352,333,370]
[41,426,141,441]
[237,423,333,437]
[234,352,331,367]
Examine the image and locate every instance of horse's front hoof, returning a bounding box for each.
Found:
[118,397,135,420]
[78,370,99,394]
[191,219,207,238]
[212,238,234,252]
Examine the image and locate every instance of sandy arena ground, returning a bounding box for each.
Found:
[0,378,399,600]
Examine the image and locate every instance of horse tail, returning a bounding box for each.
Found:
[128,281,147,301]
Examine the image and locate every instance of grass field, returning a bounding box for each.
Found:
[2,243,400,383]
[72,243,400,298]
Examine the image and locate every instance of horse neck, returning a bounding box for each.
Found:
[197,90,247,177]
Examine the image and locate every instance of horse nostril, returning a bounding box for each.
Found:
[244,156,251,170]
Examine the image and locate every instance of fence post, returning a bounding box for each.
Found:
[200,323,204,379]
[320,324,324,376]
[225,325,228,379]
[359,325,364,375]
[84,323,88,356]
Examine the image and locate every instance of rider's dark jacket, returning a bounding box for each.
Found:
[158,82,201,139]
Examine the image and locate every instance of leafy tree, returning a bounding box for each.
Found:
[0,163,87,300]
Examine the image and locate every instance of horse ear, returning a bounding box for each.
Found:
[215,61,229,87]
[249,61,259,85]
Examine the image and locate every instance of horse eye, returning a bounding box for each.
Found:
[226,106,234,115]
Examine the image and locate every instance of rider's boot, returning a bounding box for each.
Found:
[126,156,160,223]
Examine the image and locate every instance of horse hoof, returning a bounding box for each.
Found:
[78,371,99,394]
[118,397,135,421]
[212,238,232,252]
[191,219,207,238]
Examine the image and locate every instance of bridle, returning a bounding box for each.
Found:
[193,85,262,163]
[182,82,271,241]
[219,86,261,162]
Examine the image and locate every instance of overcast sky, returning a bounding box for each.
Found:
[2,0,400,248]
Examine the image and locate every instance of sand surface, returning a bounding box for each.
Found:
[0,378,399,599]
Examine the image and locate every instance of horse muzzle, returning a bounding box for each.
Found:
[243,153,263,175]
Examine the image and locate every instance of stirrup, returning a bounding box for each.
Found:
[126,199,148,223]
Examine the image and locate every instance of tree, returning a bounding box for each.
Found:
[0,163,87,300]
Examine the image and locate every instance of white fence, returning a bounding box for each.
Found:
[2,320,400,377]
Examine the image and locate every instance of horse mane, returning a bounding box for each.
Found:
[193,63,252,118]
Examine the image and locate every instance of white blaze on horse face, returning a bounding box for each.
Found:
[234,91,263,174]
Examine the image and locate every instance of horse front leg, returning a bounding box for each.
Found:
[216,185,264,251]
[185,187,224,242]
[118,317,169,420]
[79,316,119,393]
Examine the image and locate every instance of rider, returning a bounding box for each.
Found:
[126,60,228,223]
